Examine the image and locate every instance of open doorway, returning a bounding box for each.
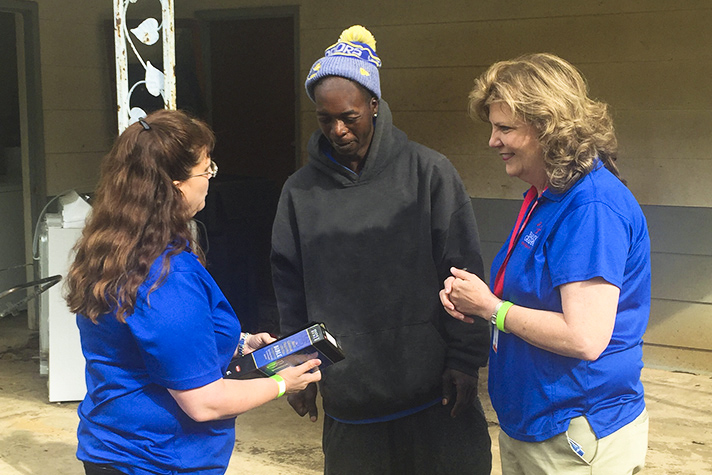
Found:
[0,11,25,310]
[193,8,299,334]
[0,2,46,330]
[206,13,298,187]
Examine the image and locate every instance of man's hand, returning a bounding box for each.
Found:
[287,382,319,422]
[441,368,479,418]
[242,332,276,355]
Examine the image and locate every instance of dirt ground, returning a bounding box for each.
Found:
[1,312,711,475]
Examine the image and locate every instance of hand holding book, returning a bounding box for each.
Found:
[224,322,345,380]
[237,332,276,357]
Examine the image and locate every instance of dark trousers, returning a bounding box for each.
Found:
[322,399,492,475]
[83,462,128,475]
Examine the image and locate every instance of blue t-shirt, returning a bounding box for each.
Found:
[76,249,241,474]
[489,163,651,442]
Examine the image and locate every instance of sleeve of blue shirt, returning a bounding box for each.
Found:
[546,201,632,290]
[128,268,224,391]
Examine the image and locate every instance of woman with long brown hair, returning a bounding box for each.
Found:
[65,109,321,475]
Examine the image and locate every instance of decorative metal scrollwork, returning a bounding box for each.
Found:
[113,0,176,133]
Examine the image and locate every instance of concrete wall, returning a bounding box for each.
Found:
[28,0,712,373]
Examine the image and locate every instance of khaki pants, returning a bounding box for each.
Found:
[499,408,648,475]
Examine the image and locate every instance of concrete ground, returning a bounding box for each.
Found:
[1,311,711,474]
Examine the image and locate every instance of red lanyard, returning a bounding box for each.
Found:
[492,186,543,298]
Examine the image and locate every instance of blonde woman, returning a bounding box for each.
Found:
[441,53,650,474]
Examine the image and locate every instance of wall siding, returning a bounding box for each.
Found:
[295,2,712,208]
[34,0,712,206]
[473,197,712,374]
[31,0,712,370]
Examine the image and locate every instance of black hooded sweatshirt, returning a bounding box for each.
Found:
[271,100,490,422]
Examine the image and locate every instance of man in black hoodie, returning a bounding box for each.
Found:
[271,25,491,475]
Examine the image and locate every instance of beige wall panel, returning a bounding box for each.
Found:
[380,67,485,112]
[616,110,712,160]
[323,10,712,70]
[646,300,712,351]
[460,151,712,206]
[43,110,114,155]
[38,18,110,69]
[35,0,712,205]
[297,0,712,29]
[29,0,711,371]
[451,154,524,198]
[620,158,712,207]
[392,111,480,156]
[458,152,712,206]
[295,5,712,208]
[579,61,712,112]
[651,254,712,304]
[299,27,343,72]
[41,66,113,111]
[392,107,712,206]
[326,84,712,152]
[307,60,712,114]
[300,105,712,206]
[44,152,103,196]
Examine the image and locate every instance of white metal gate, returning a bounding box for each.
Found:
[113,0,176,133]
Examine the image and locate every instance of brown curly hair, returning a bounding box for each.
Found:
[468,53,623,192]
[65,109,215,323]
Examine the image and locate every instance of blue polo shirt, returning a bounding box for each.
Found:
[76,249,241,474]
[489,162,650,442]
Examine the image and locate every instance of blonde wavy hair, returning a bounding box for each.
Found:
[468,53,622,192]
[65,109,215,323]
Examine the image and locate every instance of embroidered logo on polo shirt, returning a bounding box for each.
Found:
[522,220,544,249]
[523,231,538,247]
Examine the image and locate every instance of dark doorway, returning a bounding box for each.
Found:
[194,10,298,335]
[0,11,26,309]
[0,2,45,332]
[208,15,297,186]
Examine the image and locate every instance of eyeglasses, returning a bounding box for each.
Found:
[188,159,218,180]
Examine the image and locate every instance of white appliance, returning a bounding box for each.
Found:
[38,191,90,402]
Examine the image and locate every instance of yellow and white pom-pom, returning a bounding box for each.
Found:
[339,25,377,51]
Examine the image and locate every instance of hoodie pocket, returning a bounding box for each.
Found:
[320,321,447,421]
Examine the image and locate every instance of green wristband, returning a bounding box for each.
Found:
[270,374,286,398]
[496,301,514,333]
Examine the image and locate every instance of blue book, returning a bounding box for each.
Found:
[224,322,345,379]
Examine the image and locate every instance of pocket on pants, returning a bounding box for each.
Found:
[566,415,598,465]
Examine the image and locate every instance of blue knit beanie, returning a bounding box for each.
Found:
[305,25,382,102]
